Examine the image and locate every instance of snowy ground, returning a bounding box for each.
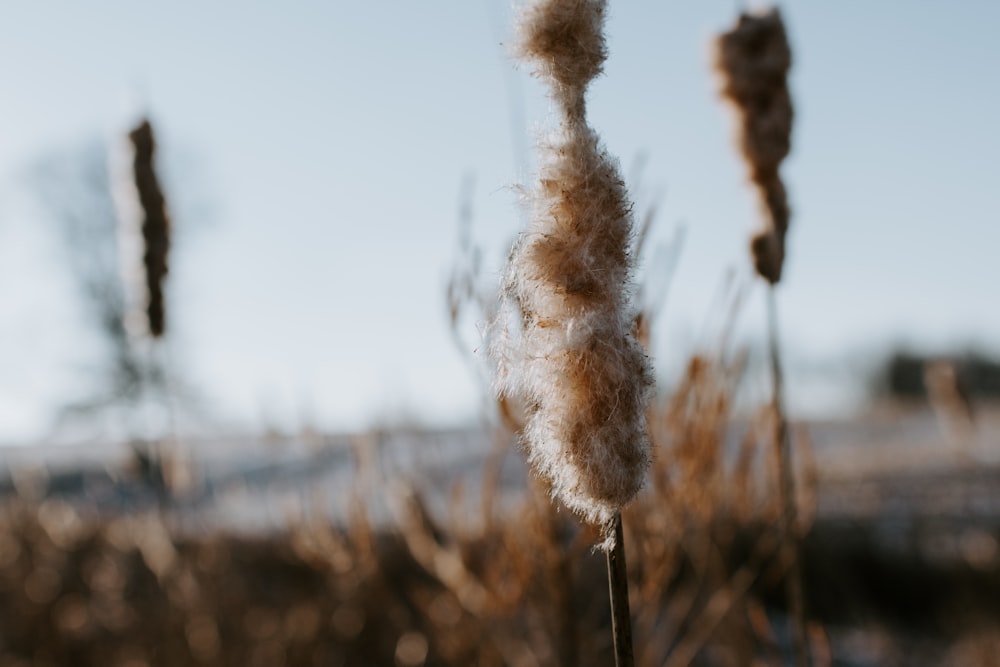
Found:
[1,407,998,535]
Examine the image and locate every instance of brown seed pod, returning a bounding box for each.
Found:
[129,119,171,338]
[715,8,794,284]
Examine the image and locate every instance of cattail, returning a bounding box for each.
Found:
[716,12,809,665]
[497,0,653,539]
[715,8,793,284]
[128,119,171,338]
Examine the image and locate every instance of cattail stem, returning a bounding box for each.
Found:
[766,288,809,667]
[606,512,635,667]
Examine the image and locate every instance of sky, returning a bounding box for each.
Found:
[0,1,998,443]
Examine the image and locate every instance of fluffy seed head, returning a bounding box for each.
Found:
[498,0,653,546]
[517,0,607,119]
[715,8,794,284]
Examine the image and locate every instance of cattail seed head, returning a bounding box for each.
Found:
[715,8,793,284]
[497,0,653,545]
[516,0,607,120]
[128,119,171,338]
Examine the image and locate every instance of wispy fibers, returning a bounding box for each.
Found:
[496,0,651,663]
[129,119,171,338]
[715,9,809,667]
[496,0,653,542]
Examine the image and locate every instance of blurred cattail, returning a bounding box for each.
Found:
[715,8,793,284]
[496,0,653,538]
[716,12,809,664]
[128,119,171,338]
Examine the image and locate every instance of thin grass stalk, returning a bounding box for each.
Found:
[540,499,580,667]
[663,520,785,667]
[766,288,808,667]
[606,513,634,667]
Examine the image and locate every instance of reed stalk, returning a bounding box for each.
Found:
[767,289,808,667]
[606,512,634,667]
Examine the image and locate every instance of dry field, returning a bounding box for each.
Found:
[2,392,999,666]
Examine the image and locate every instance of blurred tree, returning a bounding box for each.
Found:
[25,135,203,443]
[29,140,164,413]
[872,349,1000,400]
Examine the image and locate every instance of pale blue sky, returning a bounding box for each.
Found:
[1,2,998,442]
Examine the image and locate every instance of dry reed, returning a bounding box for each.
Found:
[715,9,793,285]
[497,0,653,539]
[128,119,171,338]
[715,8,808,665]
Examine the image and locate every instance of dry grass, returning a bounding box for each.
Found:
[0,304,814,667]
[3,361,1000,666]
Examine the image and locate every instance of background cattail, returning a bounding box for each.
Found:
[716,12,809,664]
[129,119,171,338]
[715,8,793,284]
[496,0,653,538]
